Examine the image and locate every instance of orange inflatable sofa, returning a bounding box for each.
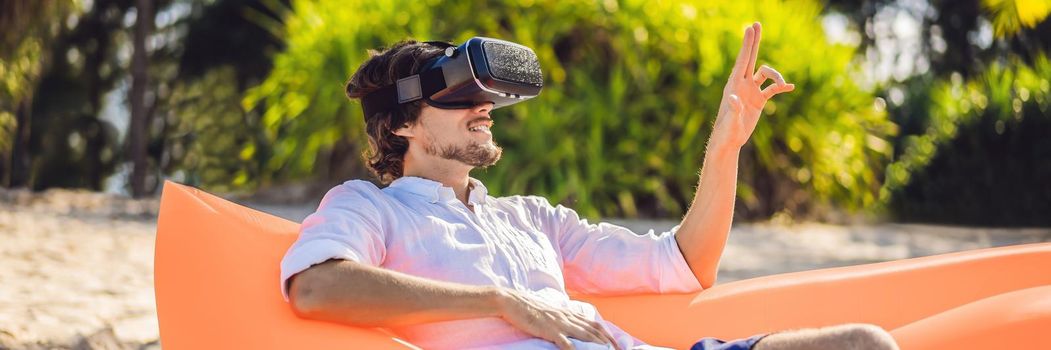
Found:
[154,181,1051,349]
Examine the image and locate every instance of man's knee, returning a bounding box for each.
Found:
[836,324,898,350]
[755,323,898,350]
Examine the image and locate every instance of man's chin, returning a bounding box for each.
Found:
[465,155,501,168]
[432,142,502,168]
[469,151,502,168]
[476,159,500,168]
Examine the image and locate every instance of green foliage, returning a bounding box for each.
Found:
[170,67,267,192]
[982,0,1051,36]
[0,0,82,186]
[0,39,43,153]
[153,0,291,194]
[0,15,56,154]
[241,0,894,219]
[881,56,1051,226]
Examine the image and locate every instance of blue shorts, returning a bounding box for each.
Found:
[689,334,769,350]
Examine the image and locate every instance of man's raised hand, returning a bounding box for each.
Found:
[711,22,795,149]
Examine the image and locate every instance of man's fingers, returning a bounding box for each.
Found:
[565,323,607,348]
[574,318,619,350]
[554,334,573,350]
[566,316,613,348]
[587,320,622,350]
[564,314,620,350]
[754,65,786,87]
[733,26,755,79]
[745,22,761,80]
[762,83,796,99]
[755,65,793,99]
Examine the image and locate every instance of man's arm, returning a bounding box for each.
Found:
[289,259,499,326]
[674,22,794,289]
[289,259,621,350]
[674,142,741,289]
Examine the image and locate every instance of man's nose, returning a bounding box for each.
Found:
[472,102,494,115]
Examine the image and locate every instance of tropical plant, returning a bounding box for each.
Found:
[242,0,894,219]
[881,56,1051,226]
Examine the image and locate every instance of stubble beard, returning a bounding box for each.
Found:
[425,138,503,168]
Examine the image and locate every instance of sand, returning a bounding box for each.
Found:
[1,188,1048,349]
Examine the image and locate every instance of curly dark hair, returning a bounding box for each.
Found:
[345,40,448,184]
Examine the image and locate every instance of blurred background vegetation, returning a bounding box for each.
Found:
[1,0,1048,226]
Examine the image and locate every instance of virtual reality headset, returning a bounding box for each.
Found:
[360,37,544,120]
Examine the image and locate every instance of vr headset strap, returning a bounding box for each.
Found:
[361,67,447,119]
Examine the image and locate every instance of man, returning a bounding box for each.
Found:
[280,23,899,350]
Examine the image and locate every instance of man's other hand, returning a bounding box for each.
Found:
[494,288,622,350]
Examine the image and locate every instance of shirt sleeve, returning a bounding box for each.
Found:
[523,196,702,295]
[279,181,388,301]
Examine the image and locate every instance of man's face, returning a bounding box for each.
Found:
[404,102,503,168]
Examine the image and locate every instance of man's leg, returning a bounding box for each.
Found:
[753,324,898,350]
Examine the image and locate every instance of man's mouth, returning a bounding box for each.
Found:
[467,117,493,134]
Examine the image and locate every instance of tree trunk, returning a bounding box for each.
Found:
[129,0,153,197]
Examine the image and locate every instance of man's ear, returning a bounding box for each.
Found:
[392,123,414,138]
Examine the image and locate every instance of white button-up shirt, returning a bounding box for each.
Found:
[280,176,702,349]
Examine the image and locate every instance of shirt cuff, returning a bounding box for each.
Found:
[660,225,704,293]
[279,239,365,301]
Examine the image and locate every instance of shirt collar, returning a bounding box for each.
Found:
[388,176,489,205]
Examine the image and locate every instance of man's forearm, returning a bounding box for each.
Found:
[674,140,742,289]
[289,259,503,327]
